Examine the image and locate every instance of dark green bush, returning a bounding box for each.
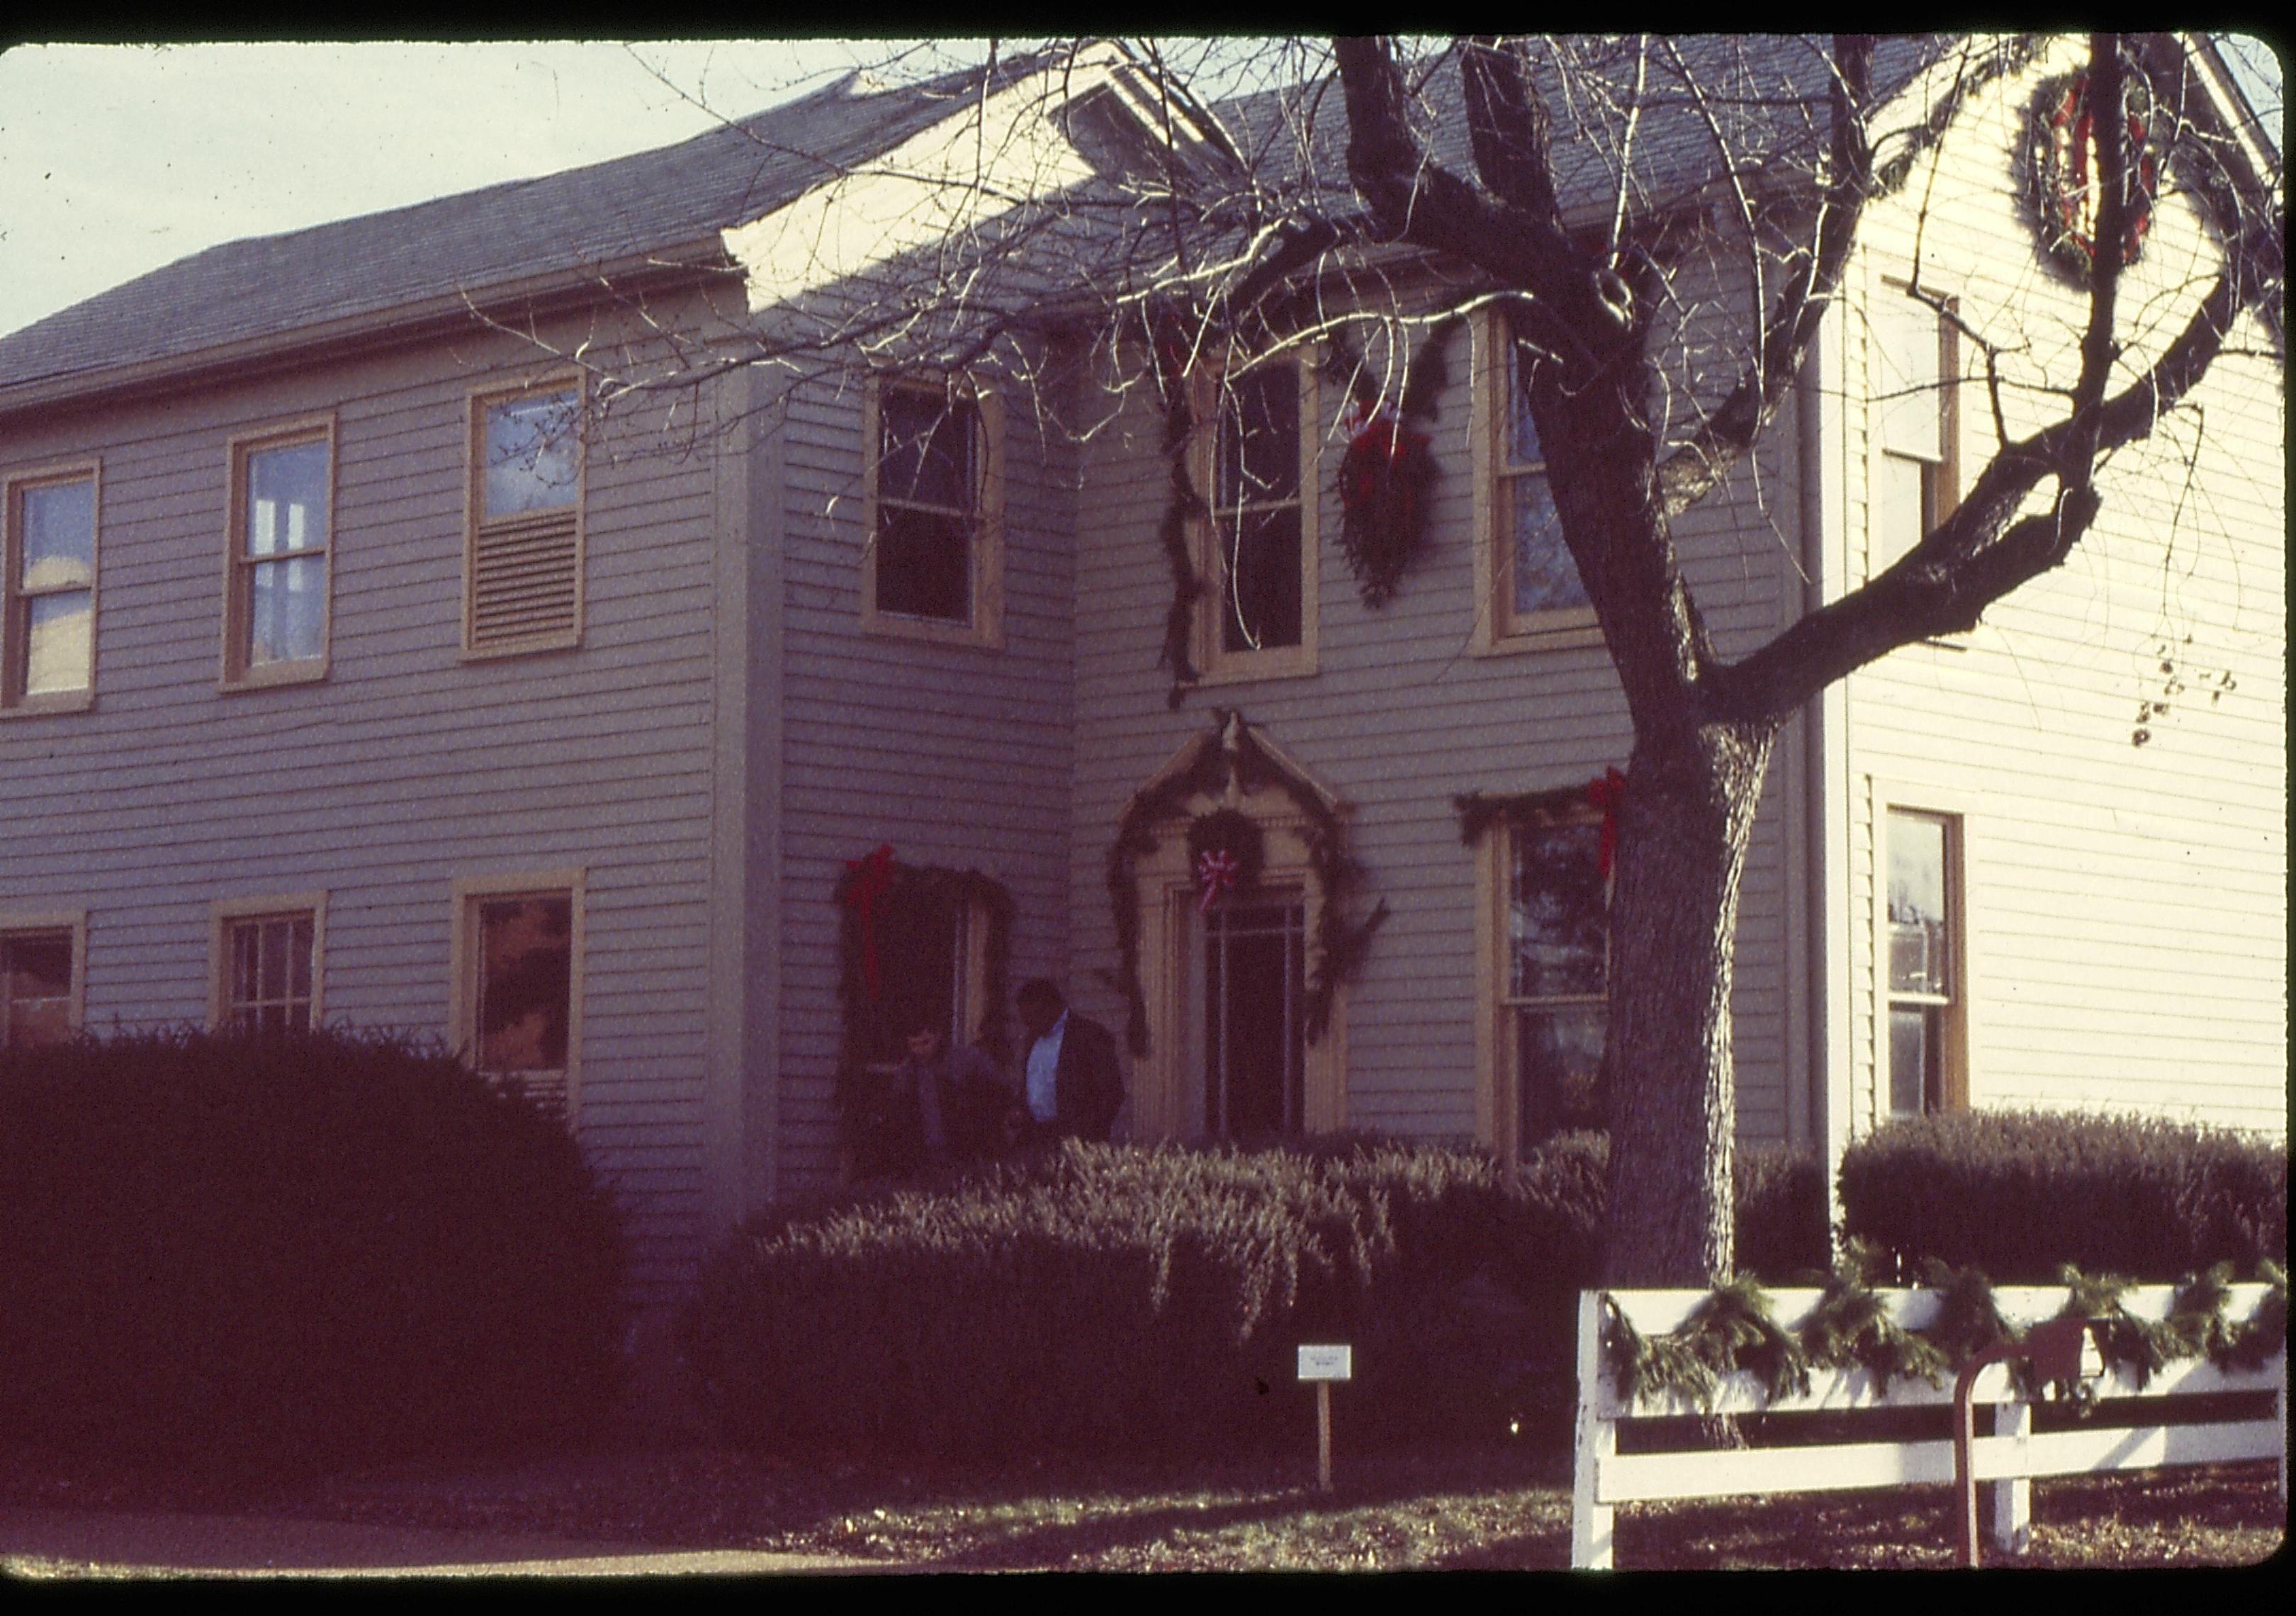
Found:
[0,1027,629,1471]
[682,1130,1823,1459]
[1839,1109,2288,1283]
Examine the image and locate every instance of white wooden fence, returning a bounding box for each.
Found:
[1572,1283,2287,1569]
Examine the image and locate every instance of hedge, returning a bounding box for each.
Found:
[682,1133,1824,1459]
[1839,1109,2287,1283]
[0,1027,629,1471]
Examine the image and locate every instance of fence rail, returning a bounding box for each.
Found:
[1571,1282,2286,1569]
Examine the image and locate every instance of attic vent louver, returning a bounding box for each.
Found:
[467,382,584,656]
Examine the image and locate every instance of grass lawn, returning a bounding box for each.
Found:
[4,1441,2281,1571]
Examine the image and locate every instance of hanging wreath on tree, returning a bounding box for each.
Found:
[1186,807,1265,914]
[2026,66,2159,284]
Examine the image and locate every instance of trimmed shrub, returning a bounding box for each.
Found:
[682,1130,1823,1459]
[1839,1109,2288,1283]
[0,1027,629,1471]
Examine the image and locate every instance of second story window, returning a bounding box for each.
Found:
[467,382,583,656]
[1200,359,1317,679]
[1475,310,1594,651]
[1872,285,1958,575]
[864,377,1003,647]
[3,466,97,712]
[225,425,332,688]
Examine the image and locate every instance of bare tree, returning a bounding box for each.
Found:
[512,33,2283,1286]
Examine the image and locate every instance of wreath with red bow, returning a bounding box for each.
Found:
[2028,67,2159,283]
[1338,400,1438,607]
[1186,807,1266,914]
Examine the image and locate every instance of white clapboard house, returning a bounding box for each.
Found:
[0,37,2280,1306]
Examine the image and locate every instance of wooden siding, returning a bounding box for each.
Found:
[770,352,1079,1196]
[0,305,738,1293]
[1838,40,2286,1138]
[1071,281,1806,1148]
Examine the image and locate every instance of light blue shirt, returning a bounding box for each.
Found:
[1025,1009,1067,1122]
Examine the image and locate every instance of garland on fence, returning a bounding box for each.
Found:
[1600,1257,2288,1414]
[1104,709,1388,1055]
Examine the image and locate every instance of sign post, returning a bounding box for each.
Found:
[1296,1344,1352,1493]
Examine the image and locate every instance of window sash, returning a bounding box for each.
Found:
[225,914,315,1033]
[1,930,75,1048]
[6,473,97,703]
[1492,316,1589,632]
[1207,363,1306,658]
[874,387,981,625]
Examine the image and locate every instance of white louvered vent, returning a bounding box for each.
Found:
[469,508,580,649]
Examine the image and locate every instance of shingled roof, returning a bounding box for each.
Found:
[0,55,1040,400]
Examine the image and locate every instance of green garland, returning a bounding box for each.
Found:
[1601,1259,2288,1413]
[1105,709,1387,1055]
[1456,783,1604,846]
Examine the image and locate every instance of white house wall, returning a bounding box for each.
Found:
[0,309,741,1294]
[1839,40,2287,1137]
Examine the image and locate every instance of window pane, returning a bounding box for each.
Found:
[244,440,329,557]
[483,391,580,517]
[875,507,972,622]
[1875,298,1942,462]
[23,590,91,693]
[1872,452,1926,574]
[1507,335,1544,466]
[1886,814,1949,997]
[1889,1006,1936,1115]
[879,391,976,512]
[478,896,572,1072]
[1216,369,1298,506]
[1519,1004,1606,1145]
[21,480,94,589]
[289,916,313,1001]
[1511,822,1606,997]
[232,922,261,1009]
[1220,507,1302,652]
[247,554,325,665]
[3,933,73,1049]
[1507,474,1585,616]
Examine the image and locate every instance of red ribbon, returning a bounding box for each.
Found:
[1585,768,1626,880]
[1195,848,1240,914]
[843,843,896,1002]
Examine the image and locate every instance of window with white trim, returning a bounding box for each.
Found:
[467,382,583,655]
[225,427,332,685]
[1871,286,1958,575]
[1473,310,1595,651]
[1884,808,1964,1115]
[220,910,320,1034]
[4,467,97,711]
[864,378,1003,646]
[454,877,580,1117]
[1505,816,1610,1147]
[1,926,77,1049]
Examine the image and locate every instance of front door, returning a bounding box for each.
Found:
[1203,894,1307,1138]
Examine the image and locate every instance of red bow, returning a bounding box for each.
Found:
[1585,768,1626,880]
[843,843,897,1001]
[1195,848,1240,914]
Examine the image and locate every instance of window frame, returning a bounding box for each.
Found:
[1476,807,1611,1157]
[448,870,585,1122]
[1877,803,1969,1118]
[2,461,101,716]
[0,908,87,1049]
[1191,352,1319,683]
[208,892,327,1034]
[220,417,336,690]
[860,373,1005,651]
[463,375,587,660]
[1869,279,1962,575]
[1471,308,1601,655]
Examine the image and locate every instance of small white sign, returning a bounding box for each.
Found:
[1297,1343,1352,1381]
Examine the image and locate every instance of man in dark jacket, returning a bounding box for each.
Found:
[1011,978,1124,1143]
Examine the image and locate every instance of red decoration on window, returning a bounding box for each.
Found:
[1336,400,1437,607]
[1195,848,1242,914]
[842,843,897,1001]
[1585,767,1627,880]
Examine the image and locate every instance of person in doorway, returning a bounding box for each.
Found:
[1009,978,1124,1145]
[891,1009,1012,1169]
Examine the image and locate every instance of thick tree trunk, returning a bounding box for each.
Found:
[1600,722,1775,1286]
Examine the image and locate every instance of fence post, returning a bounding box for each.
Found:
[1986,1400,2032,1554]
[1570,1290,1614,1570]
